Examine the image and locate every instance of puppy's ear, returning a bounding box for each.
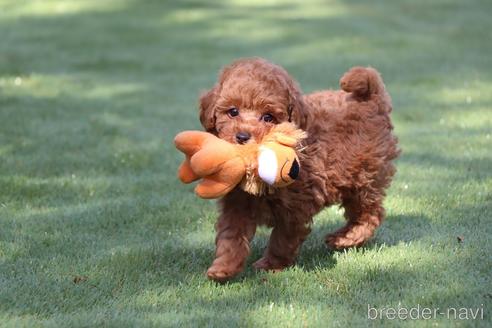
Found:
[287,85,308,130]
[199,86,218,133]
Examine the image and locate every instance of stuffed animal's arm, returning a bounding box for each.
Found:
[175,130,248,198]
[194,157,245,198]
[175,130,240,176]
[174,130,214,155]
[175,130,230,180]
[189,141,239,176]
[177,157,199,183]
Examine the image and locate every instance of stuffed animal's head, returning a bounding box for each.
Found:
[258,143,300,188]
[253,123,306,190]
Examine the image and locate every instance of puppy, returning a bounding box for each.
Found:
[198,58,400,282]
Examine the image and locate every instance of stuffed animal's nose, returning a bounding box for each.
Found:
[236,132,251,144]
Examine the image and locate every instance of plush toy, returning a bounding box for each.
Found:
[174,123,306,199]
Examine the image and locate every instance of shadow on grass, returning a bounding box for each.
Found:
[1,189,489,324]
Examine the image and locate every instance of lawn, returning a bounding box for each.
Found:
[0,0,491,327]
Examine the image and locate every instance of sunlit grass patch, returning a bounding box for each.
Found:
[1,0,123,18]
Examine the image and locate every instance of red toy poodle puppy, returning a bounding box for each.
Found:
[198,57,400,282]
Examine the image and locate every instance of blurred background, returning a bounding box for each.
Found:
[1,0,491,326]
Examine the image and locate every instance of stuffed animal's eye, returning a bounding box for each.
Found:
[261,113,275,123]
[227,107,239,117]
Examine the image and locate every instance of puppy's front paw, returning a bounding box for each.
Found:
[325,234,365,250]
[325,224,372,250]
[252,257,288,273]
[206,263,238,282]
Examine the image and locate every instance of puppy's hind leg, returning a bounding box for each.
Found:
[325,190,385,250]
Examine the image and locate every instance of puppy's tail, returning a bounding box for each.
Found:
[340,67,392,112]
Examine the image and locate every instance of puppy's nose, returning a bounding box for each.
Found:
[236,132,251,144]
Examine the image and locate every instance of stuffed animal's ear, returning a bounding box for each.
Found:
[269,123,307,147]
[276,135,298,147]
[199,86,218,133]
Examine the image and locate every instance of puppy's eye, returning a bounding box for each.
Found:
[227,107,239,117]
[261,113,275,123]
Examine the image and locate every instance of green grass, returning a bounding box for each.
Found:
[1,0,491,327]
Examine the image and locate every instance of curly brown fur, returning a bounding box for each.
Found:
[198,58,400,282]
